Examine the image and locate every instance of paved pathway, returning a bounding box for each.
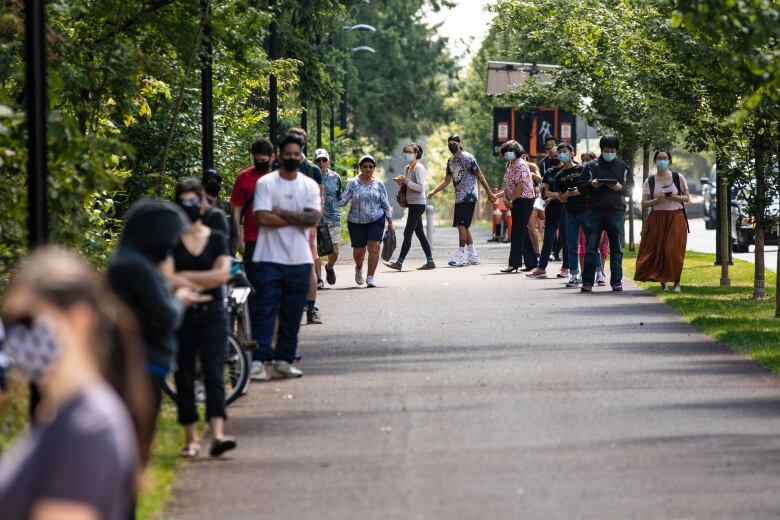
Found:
[167,224,780,520]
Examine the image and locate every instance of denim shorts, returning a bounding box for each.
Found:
[348,217,385,248]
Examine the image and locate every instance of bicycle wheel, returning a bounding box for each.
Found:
[224,334,249,406]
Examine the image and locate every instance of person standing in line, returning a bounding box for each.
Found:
[498,140,538,273]
[527,143,575,278]
[427,135,496,267]
[202,168,239,255]
[340,155,394,287]
[251,133,321,379]
[172,179,236,458]
[538,136,559,177]
[577,135,634,292]
[314,148,343,285]
[634,149,690,292]
[229,139,276,382]
[0,247,152,520]
[555,150,589,287]
[106,199,199,421]
[386,143,436,271]
[287,127,323,323]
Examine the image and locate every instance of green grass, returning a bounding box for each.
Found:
[0,382,182,520]
[137,402,183,520]
[624,249,780,374]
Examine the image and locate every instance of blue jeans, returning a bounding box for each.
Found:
[538,203,566,270]
[582,210,624,286]
[565,211,604,275]
[250,262,311,363]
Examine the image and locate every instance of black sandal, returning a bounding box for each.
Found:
[210,437,237,457]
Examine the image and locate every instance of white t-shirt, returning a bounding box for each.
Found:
[252,171,320,265]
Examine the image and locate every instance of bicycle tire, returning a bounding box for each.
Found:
[161,334,249,407]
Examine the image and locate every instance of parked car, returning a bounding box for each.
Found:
[701,164,779,252]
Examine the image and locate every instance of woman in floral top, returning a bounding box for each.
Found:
[340,155,394,288]
[499,140,538,273]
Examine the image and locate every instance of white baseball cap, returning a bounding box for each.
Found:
[313,148,330,161]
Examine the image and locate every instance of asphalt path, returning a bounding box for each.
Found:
[167,224,780,520]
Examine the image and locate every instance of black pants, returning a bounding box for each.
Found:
[509,198,538,269]
[538,202,567,270]
[399,204,432,260]
[175,301,228,425]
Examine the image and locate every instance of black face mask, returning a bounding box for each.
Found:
[282,158,302,171]
[205,181,221,197]
[254,160,270,172]
[448,143,460,154]
[178,197,202,223]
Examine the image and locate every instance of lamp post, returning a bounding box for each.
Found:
[201,0,214,172]
[25,0,47,249]
[268,0,278,151]
[340,45,376,135]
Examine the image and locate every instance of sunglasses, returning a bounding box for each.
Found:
[315,158,328,163]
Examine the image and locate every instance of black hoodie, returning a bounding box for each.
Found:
[577,156,633,212]
[106,199,189,375]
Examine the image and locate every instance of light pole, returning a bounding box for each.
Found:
[201,0,214,173]
[340,45,376,134]
[268,0,278,151]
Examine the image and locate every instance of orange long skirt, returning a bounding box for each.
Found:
[634,210,687,284]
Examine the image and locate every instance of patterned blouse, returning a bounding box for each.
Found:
[339,177,393,224]
[503,159,535,200]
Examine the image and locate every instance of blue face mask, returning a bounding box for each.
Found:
[403,152,415,162]
[602,152,617,162]
[656,159,670,170]
[504,151,516,161]
[558,153,570,163]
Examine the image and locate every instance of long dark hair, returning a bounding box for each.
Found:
[7,247,153,470]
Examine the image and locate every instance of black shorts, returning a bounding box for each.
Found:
[348,217,385,248]
[453,202,477,228]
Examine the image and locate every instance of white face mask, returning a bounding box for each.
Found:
[602,152,617,162]
[5,320,61,382]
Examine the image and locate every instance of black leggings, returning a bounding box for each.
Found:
[509,198,538,269]
[399,204,432,260]
[175,301,228,425]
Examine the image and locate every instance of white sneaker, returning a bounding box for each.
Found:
[565,274,581,287]
[250,361,271,381]
[467,254,481,265]
[366,275,376,288]
[272,361,303,379]
[355,267,364,285]
[448,252,466,267]
[595,271,606,286]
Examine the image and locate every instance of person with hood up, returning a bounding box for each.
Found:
[106,199,204,422]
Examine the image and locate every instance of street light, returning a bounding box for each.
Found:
[340,45,376,134]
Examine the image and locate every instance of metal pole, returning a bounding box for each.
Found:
[426,204,435,247]
[25,0,47,248]
[340,61,348,131]
[316,104,322,149]
[330,106,335,144]
[201,0,214,172]
[300,104,308,155]
[268,0,278,151]
[24,0,47,421]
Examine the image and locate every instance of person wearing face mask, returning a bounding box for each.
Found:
[634,149,690,292]
[386,143,435,270]
[107,199,201,423]
[0,247,153,520]
[527,143,576,279]
[171,178,236,458]
[538,136,559,175]
[230,139,274,262]
[427,135,496,267]
[251,133,322,379]
[497,140,538,273]
[202,168,238,255]
[340,155,394,287]
[577,135,634,292]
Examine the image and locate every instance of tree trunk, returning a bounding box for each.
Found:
[753,121,767,299]
[716,151,731,286]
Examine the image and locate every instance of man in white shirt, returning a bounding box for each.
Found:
[250,133,321,379]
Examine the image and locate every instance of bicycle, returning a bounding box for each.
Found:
[163,259,254,406]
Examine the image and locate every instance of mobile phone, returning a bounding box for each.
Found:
[664,192,672,197]
[567,187,577,191]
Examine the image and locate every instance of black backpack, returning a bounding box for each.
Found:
[648,171,689,233]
